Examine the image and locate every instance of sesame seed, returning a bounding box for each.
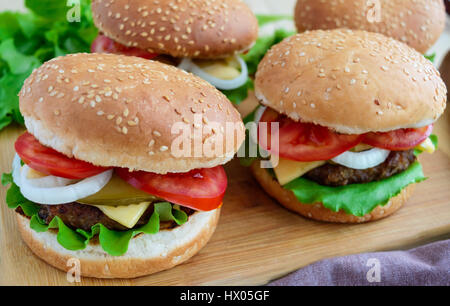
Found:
[153,131,162,137]
[160,146,168,152]
[350,79,356,85]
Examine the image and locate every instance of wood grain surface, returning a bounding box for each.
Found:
[1,123,449,285]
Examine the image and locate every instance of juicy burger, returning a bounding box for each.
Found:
[90,0,258,98]
[4,53,245,278]
[250,29,447,223]
[294,0,446,54]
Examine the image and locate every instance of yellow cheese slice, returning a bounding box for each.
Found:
[193,57,241,80]
[26,168,48,179]
[273,158,325,185]
[416,137,435,153]
[94,202,151,229]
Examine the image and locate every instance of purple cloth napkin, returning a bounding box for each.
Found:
[269,239,450,286]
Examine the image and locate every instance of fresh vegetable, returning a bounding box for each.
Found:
[331,148,390,170]
[178,55,249,90]
[116,166,227,212]
[285,161,426,217]
[258,108,364,162]
[2,173,188,256]
[363,125,433,151]
[14,154,113,205]
[224,15,296,104]
[15,132,109,179]
[78,173,158,206]
[0,0,98,131]
[91,34,158,59]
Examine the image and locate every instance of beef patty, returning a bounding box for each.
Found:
[304,150,416,187]
[34,202,193,232]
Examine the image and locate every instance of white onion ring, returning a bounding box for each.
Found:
[331,148,390,170]
[253,106,267,126]
[15,163,113,205]
[178,55,248,90]
[12,154,22,186]
[250,106,267,145]
[13,154,76,188]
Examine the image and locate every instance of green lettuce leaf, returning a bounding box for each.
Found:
[223,15,295,104]
[0,0,97,131]
[221,77,254,105]
[29,201,187,256]
[284,162,426,217]
[256,15,294,26]
[242,15,296,75]
[424,53,436,63]
[3,174,188,256]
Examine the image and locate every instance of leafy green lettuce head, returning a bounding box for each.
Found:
[0,0,97,130]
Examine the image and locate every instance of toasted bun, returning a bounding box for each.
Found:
[294,0,446,54]
[92,0,258,59]
[19,53,245,174]
[255,29,447,134]
[250,161,413,223]
[16,209,220,278]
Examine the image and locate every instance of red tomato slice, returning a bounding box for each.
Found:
[15,132,110,179]
[91,34,159,60]
[115,166,227,211]
[258,108,364,162]
[363,125,433,151]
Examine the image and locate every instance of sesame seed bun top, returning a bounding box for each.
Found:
[92,0,258,59]
[294,0,446,54]
[254,30,447,134]
[20,53,245,174]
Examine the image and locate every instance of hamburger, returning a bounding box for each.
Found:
[3,53,245,278]
[250,29,447,223]
[294,0,446,54]
[90,0,258,99]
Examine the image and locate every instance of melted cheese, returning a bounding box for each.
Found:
[94,202,151,229]
[416,137,435,153]
[193,57,240,80]
[26,168,48,179]
[273,158,325,185]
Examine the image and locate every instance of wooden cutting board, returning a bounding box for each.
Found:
[0,117,449,285]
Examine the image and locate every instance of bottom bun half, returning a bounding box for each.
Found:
[250,162,414,223]
[16,209,220,279]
